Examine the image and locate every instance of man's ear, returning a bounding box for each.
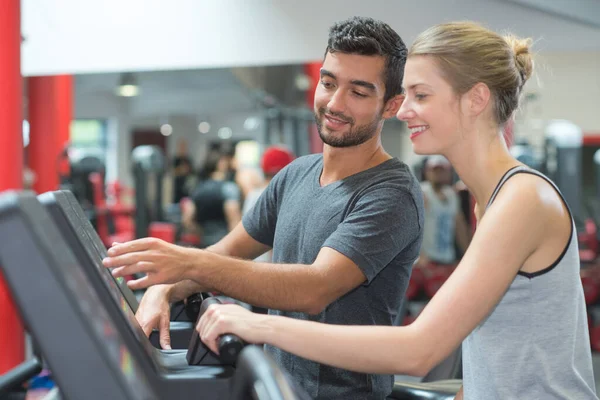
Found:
[382,94,405,119]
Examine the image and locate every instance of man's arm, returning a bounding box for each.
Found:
[189,246,366,314]
[108,237,366,314]
[162,222,273,302]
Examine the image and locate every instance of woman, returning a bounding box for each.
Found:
[197,22,597,399]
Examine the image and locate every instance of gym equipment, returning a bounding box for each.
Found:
[387,379,462,400]
[543,120,583,222]
[38,190,193,349]
[131,145,167,239]
[0,191,309,399]
[66,148,105,221]
[0,357,42,398]
[187,297,246,366]
[231,346,312,400]
[89,172,136,247]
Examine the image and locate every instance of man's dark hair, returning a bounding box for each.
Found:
[326,16,407,103]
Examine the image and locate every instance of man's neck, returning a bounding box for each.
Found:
[320,136,391,186]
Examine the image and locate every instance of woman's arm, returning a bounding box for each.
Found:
[199,174,558,375]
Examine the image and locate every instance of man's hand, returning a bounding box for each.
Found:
[136,284,173,349]
[197,304,270,354]
[102,238,196,290]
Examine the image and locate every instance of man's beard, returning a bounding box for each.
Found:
[315,107,382,148]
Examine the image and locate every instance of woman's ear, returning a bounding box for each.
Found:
[465,82,491,117]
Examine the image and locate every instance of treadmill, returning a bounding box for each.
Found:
[0,191,314,399]
[41,190,192,349]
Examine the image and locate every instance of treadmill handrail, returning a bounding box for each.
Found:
[0,357,42,396]
[230,346,310,400]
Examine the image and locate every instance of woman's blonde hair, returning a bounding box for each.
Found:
[409,22,534,126]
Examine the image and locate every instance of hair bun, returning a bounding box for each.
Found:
[504,35,534,84]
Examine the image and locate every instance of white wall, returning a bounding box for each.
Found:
[22,0,600,76]
[515,51,600,146]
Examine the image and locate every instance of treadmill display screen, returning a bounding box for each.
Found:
[57,196,157,349]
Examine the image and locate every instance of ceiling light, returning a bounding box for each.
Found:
[160,124,173,136]
[116,73,140,97]
[218,127,233,140]
[198,122,210,134]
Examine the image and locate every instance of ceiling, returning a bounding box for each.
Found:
[74,65,308,119]
[67,0,600,120]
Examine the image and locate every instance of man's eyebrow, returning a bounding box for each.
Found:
[321,69,377,92]
[350,79,376,92]
[320,69,335,79]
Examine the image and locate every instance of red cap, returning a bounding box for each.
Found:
[261,146,295,175]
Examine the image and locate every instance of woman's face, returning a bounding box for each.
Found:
[397,55,464,156]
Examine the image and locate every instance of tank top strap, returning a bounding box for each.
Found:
[484,165,574,221]
[485,166,529,211]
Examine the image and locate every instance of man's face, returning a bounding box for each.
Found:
[313,52,389,148]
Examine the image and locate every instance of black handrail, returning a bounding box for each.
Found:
[0,357,42,396]
[230,346,311,400]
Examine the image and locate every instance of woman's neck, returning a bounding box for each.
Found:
[445,131,521,211]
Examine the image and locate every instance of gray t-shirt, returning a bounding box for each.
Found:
[243,154,424,400]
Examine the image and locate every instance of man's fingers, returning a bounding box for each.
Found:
[140,321,154,338]
[122,261,155,276]
[111,262,153,278]
[111,266,127,277]
[127,275,153,290]
[103,252,151,268]
[107,238,159,257]
[159,316,172,350]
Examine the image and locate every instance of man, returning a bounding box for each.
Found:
[417,155,471,268]
[104,16,423,399]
